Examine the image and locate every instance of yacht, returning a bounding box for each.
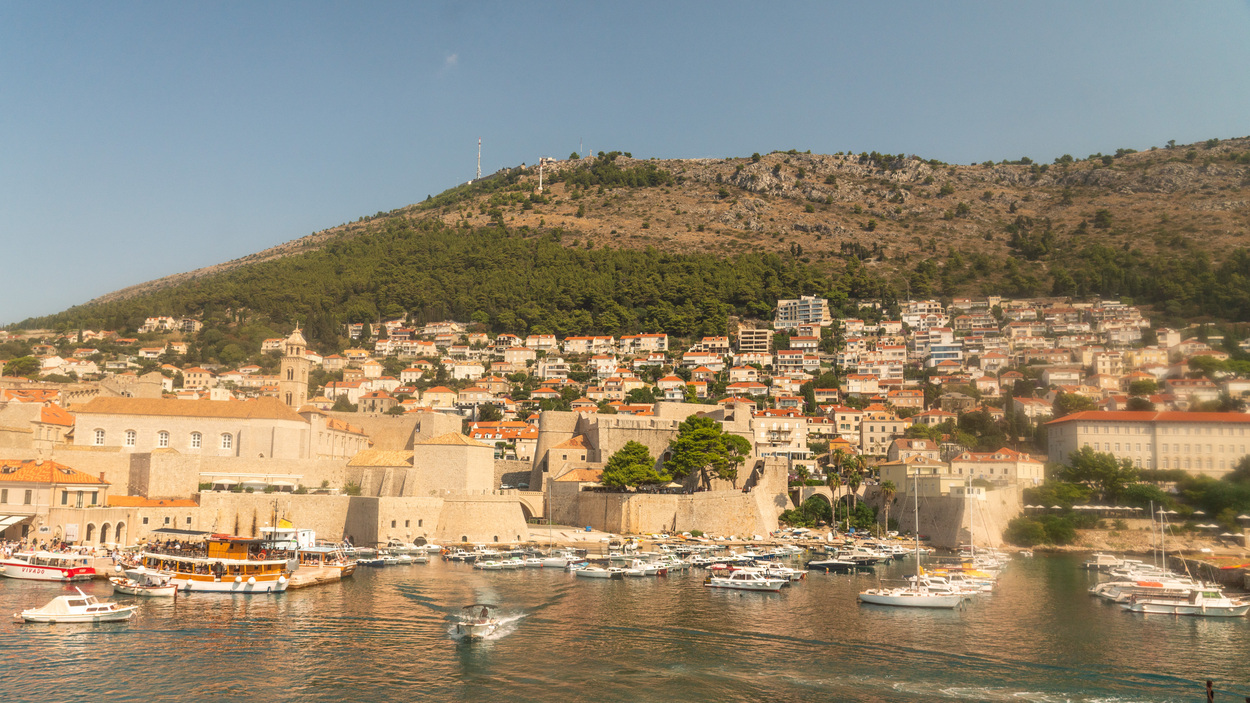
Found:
[858,586,964,609]
[1121,589,1250,617]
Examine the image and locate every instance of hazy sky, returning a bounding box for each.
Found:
[3,1,1249,325]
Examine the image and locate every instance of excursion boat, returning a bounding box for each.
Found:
[705,570,787,592]
[1121,589,1250,617]
[0,551,96,582]
[110,567,177,597]
[15,588,138,623]
[141,534,291,593]
[1083,553,1124,571]
[456,604,499,639]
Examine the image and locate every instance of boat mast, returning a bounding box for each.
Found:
[913,470,920,570]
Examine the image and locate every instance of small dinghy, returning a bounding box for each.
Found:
[15,588,139,623]
[109,566,177,597]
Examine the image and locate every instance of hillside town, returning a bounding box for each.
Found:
[2,294,1250,551]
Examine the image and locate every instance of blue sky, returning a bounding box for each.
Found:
[2,1,1249,325]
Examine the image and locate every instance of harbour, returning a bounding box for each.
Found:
[4,551,1250,701]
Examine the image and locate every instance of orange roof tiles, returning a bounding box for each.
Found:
[0,459,107,485]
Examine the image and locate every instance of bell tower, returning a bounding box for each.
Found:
[279,328,311,408]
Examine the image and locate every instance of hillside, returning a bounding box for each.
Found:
[20,138,1250,338]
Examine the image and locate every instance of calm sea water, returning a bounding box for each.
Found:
[2,553,1248,702]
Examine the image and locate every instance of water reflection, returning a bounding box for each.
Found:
[3,554,1250,701]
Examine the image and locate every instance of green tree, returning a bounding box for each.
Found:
[878,480,898,534]
[1128,379,1157,396]
[2,356,40,377]
[1053,392,1097,418]
[601,441,669,490]
[665,416,753,489]
[1058,447,1139,502]
[476,404,503,423]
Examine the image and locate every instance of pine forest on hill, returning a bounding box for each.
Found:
[15,138,1250,355]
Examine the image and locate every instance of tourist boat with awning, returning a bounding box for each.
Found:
[141,534,291,593]
[456,604,499,639]
[15,588,138,623]
[0,551,95,582]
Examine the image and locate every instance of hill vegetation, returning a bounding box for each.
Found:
[15,138,1250,347]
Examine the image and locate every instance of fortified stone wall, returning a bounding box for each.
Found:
[558,489,779,537]
[131,453,351,499]
[198,492,354,543]
[494,459,531,489]
[876,486,1023,548]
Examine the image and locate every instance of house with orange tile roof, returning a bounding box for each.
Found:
[0,459,110,541]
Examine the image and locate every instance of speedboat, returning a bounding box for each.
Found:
[109,567,177,597]
[456,604,499,639]
[705,570,787,592]
[475,560,504,570]
[15,588,138,623]
[858,586,963,609]
[623,560,666,577]
[575,566,625,579]
[1121,589,1250,617]
[523,558,545,568]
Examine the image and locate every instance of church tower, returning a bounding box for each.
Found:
[279,328,311,408]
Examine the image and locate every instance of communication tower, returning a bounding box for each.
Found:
[476,138,482,180]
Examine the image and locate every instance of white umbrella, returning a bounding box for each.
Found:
[1221,533,1240,538]
[1050,505,1063,510]
[1132,507,1143,511]
[1238,515,1250,520]
[1193,510,1206,516]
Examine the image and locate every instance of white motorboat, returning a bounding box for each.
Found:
[575,566,624,579]
[0,551,96,581]
[15,588,138,623]
[523,558,545,568]
[705,570,787,592]
[623,559,667,577]
[1121,589,1250,617]
[109,567,177,597]
[474,560,504,570]
[456,604,499,639]
[858,586,964,609]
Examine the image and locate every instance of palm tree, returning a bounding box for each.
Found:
[879,480,898,534]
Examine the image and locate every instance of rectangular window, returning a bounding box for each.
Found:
[164,517,170,525]
[186,516,192,525]
[90,491,98,506]
[142,517,149,525]
[418,519,423,527]
[61,490,68,505]
[1,488,7,503]
[75,491,83,508]
[24,490,32,505]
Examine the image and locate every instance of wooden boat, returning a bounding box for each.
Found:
[297,545,357,578]
[141,534,290,593]
[15,588,138,623]
[109,567,177,597]
[0,551,95,581]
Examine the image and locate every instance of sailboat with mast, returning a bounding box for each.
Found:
[858,471,963,609]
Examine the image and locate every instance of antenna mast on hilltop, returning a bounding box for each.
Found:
[476,138,482,181]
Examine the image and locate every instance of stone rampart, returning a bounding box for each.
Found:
[878,486,1023,548]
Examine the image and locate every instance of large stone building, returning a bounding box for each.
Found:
[949,448,1044,486]
[0,459,110,542]
[1047,410,1250,475]
[72,396,370,460]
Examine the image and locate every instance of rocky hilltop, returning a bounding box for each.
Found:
[83,138,1250,310]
